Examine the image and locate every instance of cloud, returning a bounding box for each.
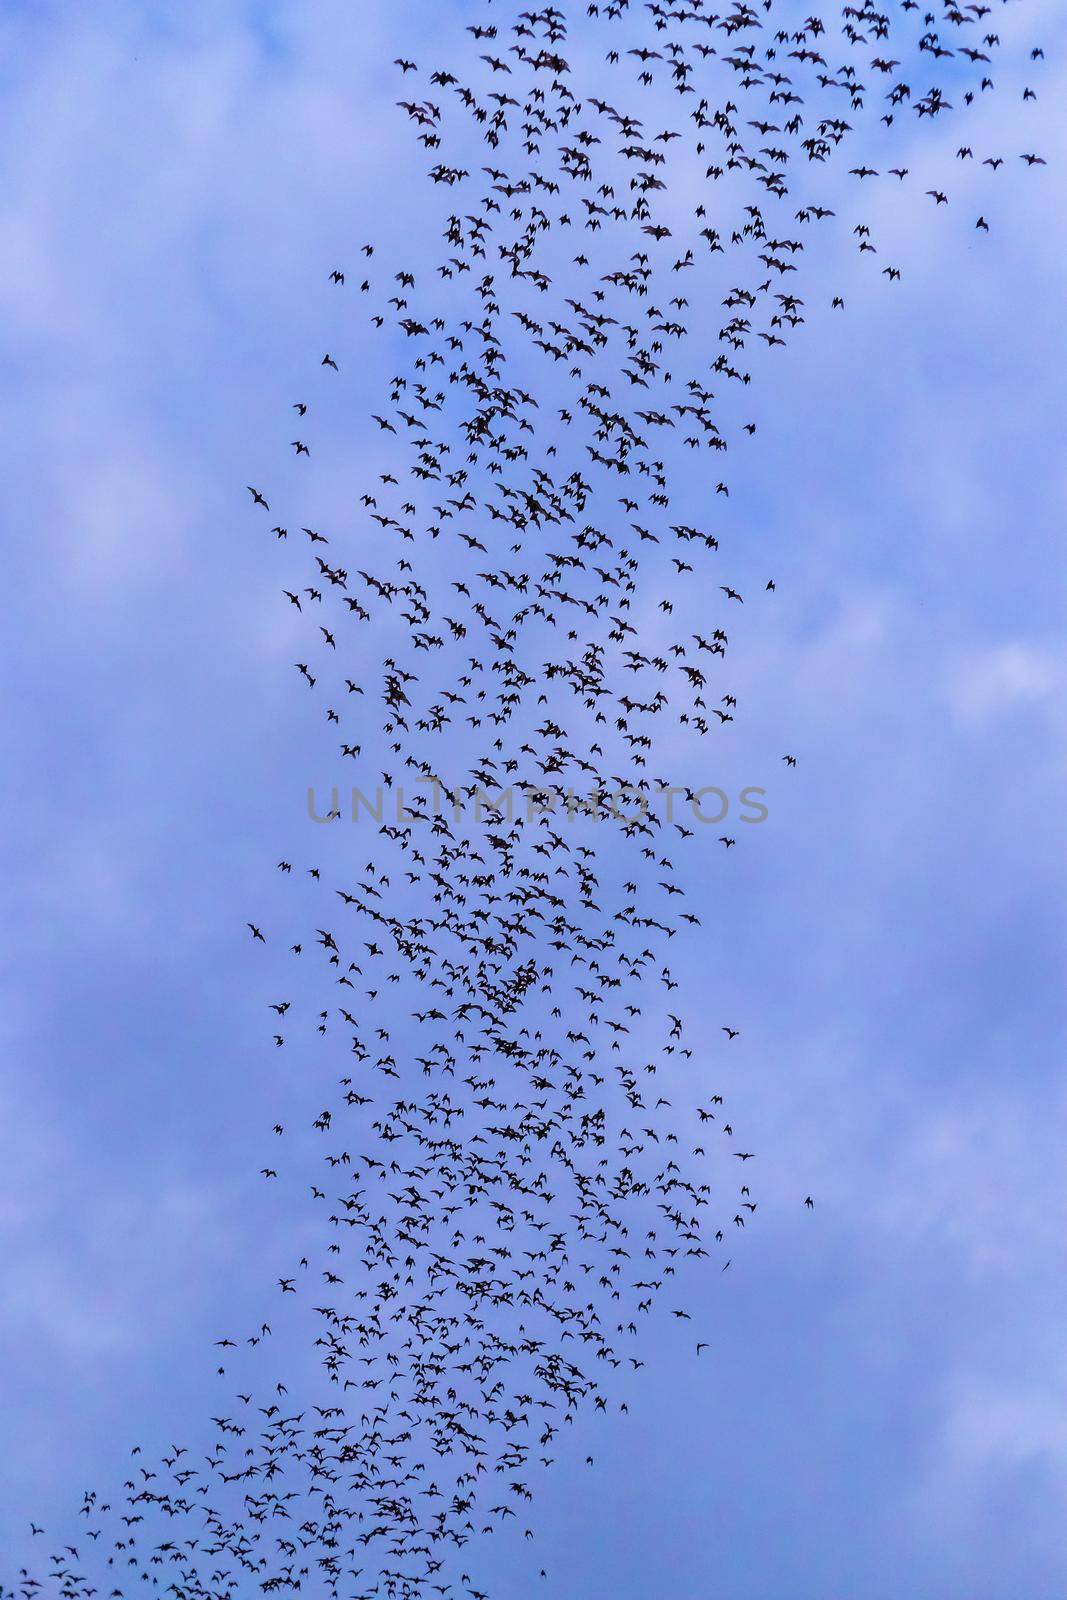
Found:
[945,642,1062,725]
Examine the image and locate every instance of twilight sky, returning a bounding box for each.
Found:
[1,2,1066,1596]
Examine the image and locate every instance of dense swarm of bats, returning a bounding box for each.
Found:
[7,1,1047,1596]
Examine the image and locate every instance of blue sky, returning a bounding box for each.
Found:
[1,1,1066,1596]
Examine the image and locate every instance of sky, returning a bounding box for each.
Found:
[1,1,1066,1596]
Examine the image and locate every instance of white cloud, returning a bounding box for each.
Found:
[945,642,1062,725]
